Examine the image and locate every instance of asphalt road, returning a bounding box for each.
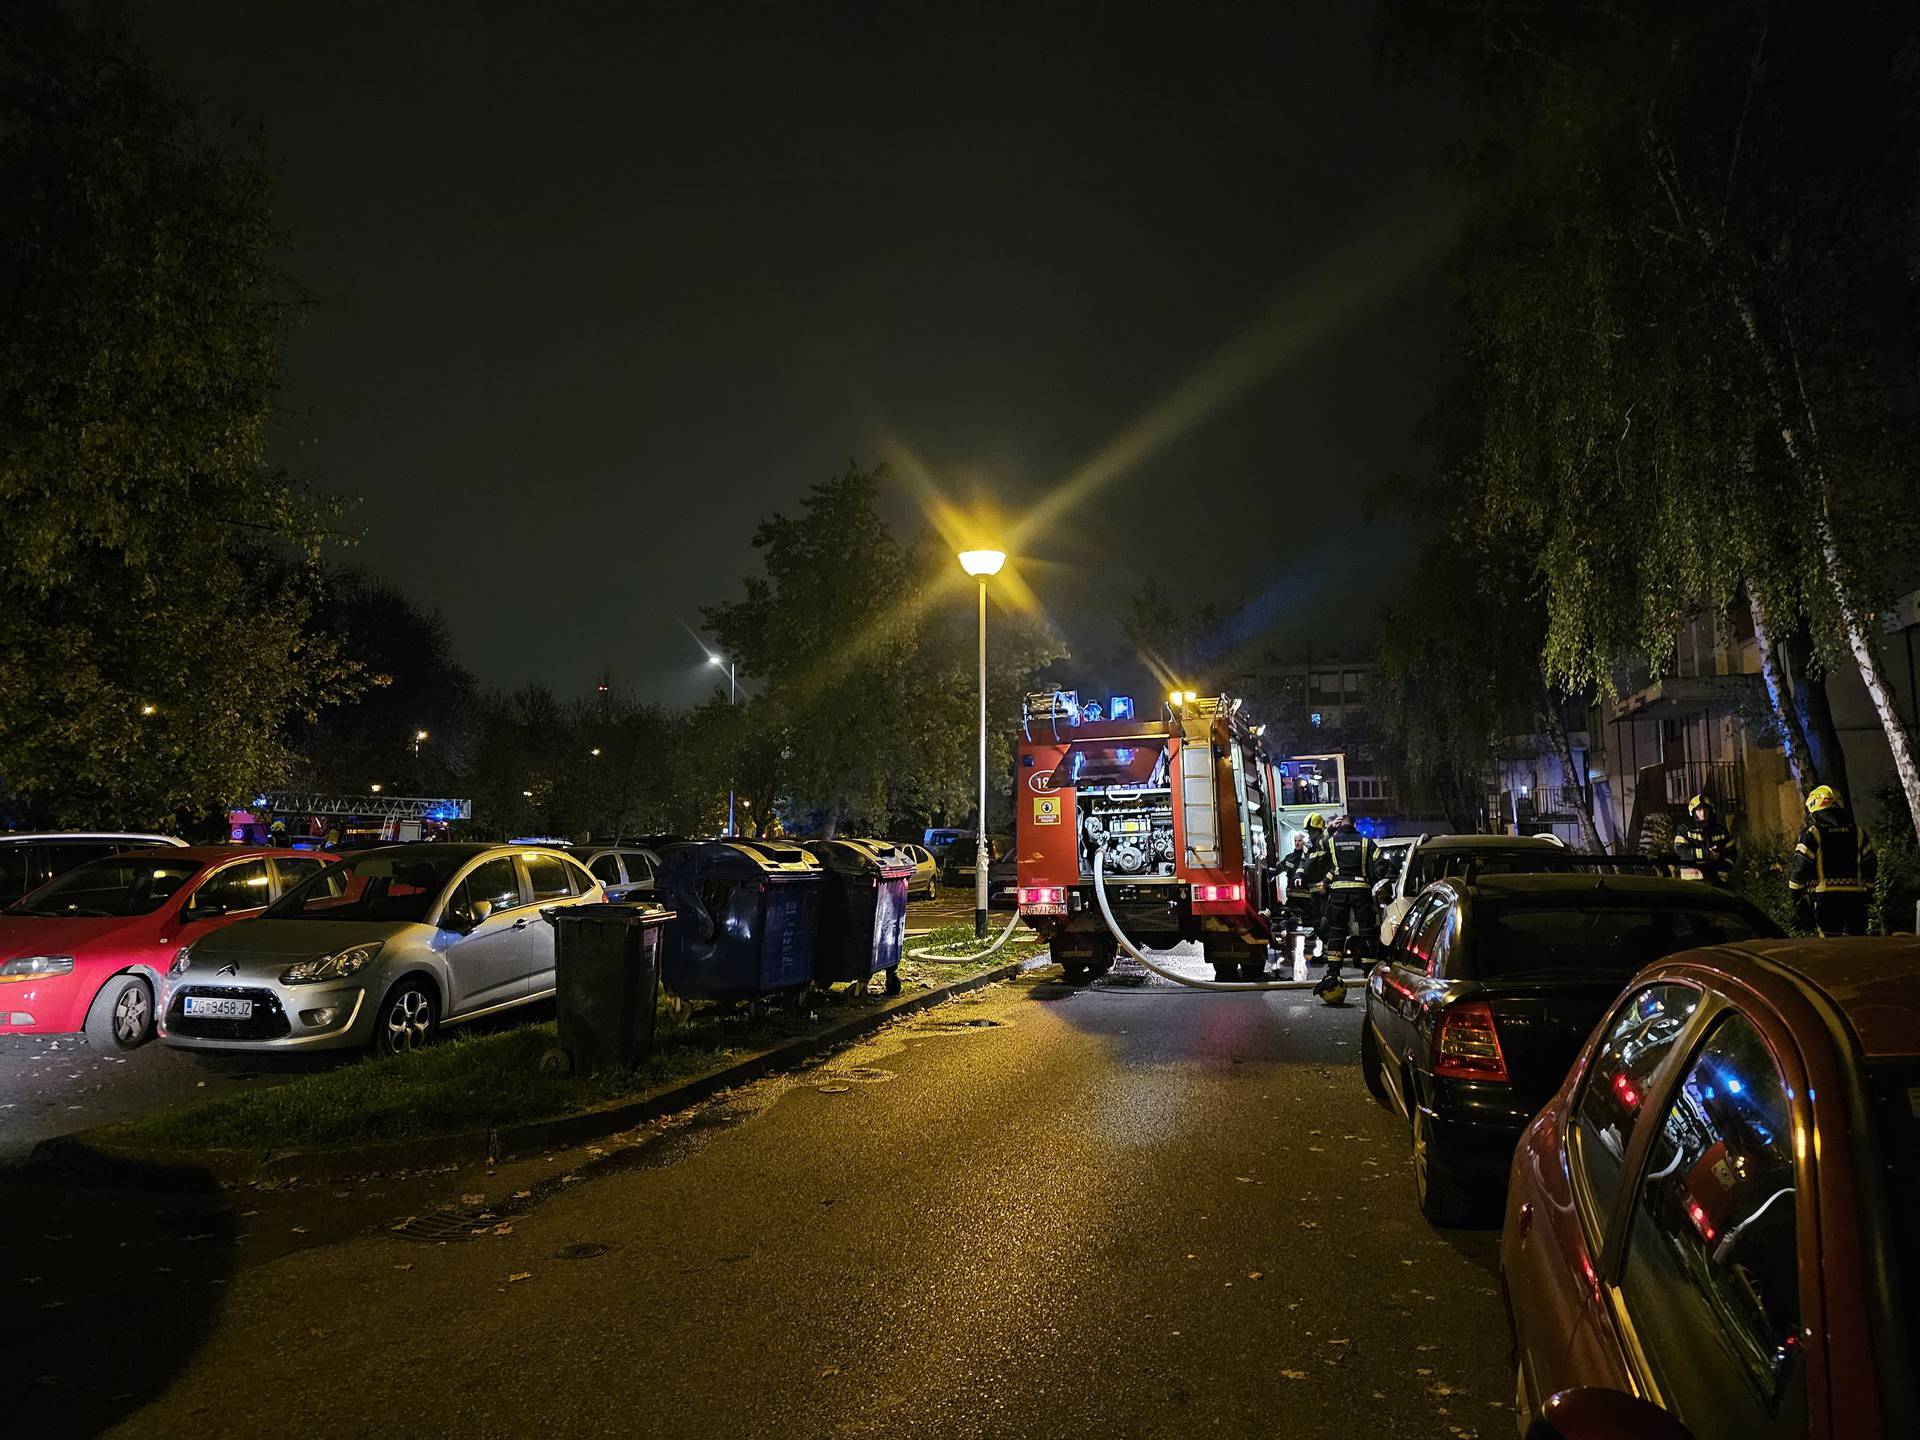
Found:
[9,948,1513,1440]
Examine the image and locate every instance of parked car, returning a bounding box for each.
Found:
[1375,833,1576,948]
[0,846,332,1049]
[160,843,602,1056]
[897,843,940,901]
[578,845,660,901]
[1503,937,1920,1440]
[0,831,188,909]
[1360,873,1778,1225]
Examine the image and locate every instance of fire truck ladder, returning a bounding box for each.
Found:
[1176,712,1221,868]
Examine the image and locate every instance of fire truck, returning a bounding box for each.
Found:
[1012,689,1347,982]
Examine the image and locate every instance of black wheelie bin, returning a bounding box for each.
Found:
[802,838,916,995]
[548,901,676,1074]
[652,841,825,1011]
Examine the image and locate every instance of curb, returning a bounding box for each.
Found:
[18,956,1039,1188]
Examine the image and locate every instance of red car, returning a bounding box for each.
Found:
[0,846,333,1048]
[1502,937,1920,1440]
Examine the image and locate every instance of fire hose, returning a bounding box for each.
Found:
[904,908,1026,963]
[1091,842,1333,993]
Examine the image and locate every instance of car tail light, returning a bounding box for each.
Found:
[1019,886,1065,907]
[1686,1198,1716,1242]
[1613,1071,1640,1110]
[1433,1000,1509,1082]
[1191,883,1245,903]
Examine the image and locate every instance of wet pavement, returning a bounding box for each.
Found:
[8,946,1514,1439]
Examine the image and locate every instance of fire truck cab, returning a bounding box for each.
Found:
[1012,690,1346,982]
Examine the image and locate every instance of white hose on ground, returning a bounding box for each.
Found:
[1092,844,1323,991]
[905,908,1027,962]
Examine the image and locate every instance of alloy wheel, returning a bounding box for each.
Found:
[113,982,150,1046]
[385,988,433,1052]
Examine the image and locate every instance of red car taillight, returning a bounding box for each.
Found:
[1019,886,1065,907]
[1191,883,1245,903]
[1433,1000,1509,1082]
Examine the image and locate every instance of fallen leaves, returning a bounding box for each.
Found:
[507,1272,533,1284]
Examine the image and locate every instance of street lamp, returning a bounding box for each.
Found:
[958,548,1006,938]
[370,783,383,794]
[708,652,738,837]
[412,728,429,759]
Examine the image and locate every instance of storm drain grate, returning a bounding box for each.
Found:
[554,1242,611,1261]
[387,1208,495,1243]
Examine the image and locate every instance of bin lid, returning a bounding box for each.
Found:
[800,837,917,878]
[543,901,676,924]
[655,839,823,880]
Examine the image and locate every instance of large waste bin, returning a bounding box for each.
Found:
[549,901,675,1074]
[653,841,824,1006]
[804,838,915,994]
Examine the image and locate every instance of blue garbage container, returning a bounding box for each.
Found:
[653,841,824,1005]
[802,838,915,995]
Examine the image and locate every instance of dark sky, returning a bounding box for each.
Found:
[144,1,1454,707]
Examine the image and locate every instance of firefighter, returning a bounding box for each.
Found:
[1283,815,1325,955]
[1306,814,1387,999]
[1788,785,1877,936]
[1672,794,1736,886]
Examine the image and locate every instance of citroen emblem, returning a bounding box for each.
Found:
[217,963,239,977]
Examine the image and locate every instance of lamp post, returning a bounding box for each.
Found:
[958,549,1006,938]
[708,653,738,837]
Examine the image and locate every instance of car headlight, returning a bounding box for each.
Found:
[280,942,383,986]
[0,955,74,982]
[168,945,194,978]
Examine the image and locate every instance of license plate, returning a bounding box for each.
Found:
[1023,903,1067,915]
[184,995,252,1020]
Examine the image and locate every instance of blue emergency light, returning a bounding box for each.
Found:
[1108,695,1134,721]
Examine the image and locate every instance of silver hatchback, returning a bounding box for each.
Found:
[159,843,601,1055]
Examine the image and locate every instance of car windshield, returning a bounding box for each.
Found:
[10,855,201,917]
[266,851,466,923]
[1471,901,1767,979]
[1406,846,1565,891]
[1864,1059,1920,1380]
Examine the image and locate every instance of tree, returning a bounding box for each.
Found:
[703,465,1062,837]
[0,4,356,827]
[1387,0,1920,840]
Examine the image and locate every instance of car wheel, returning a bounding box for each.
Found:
[374,979,437,1057]
[1359,1013,1390,1104]
[84,974,153,1050]
[1412,1106,1479,1227]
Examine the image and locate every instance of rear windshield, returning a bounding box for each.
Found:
[1864,1061,1920,1386]
[1406,846,1566,892]
[266,851,466,923]
[10,855,201,917]
[1470,902,1767,979]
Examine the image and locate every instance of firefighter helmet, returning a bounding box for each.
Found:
[1806,784,1840,813]
[1304,812,1326,832]
[1687,793,1712,814]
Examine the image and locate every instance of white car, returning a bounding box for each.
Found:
[1376,833,1570,947]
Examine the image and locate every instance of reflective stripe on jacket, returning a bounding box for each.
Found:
[1321,833,1376,890]
[1788,810,1876,894]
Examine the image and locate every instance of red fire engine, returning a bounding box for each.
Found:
[1012,689,1347,982]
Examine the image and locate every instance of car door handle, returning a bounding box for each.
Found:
[511,917,531,930]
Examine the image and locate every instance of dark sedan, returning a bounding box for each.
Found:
[1361,874,1778,1226]
[1503,938,1920,1440]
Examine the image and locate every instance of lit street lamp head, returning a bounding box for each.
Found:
[957,548,1006,578]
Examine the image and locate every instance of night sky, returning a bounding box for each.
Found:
[144,1,1454,705]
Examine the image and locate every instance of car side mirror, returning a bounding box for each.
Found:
[185,900,228,921]
[470,898,493,926]
[1525,1389,1693,1440]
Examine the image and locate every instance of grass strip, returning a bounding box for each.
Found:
[98,940,1039,1152]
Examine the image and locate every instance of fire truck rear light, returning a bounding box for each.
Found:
[1433,1000,1509,1082]
[1190,883,1244,903]
[1019,886,1065,907]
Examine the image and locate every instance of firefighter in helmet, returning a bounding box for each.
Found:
[1283,814,1326,953]
[1788,785,1877,936]
[1304,813,1388,999]
[1672,794,1736,886]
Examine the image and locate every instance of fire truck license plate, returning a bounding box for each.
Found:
[1024,903,1067,916]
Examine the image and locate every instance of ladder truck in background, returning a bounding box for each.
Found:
[1011,689,1347,982]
